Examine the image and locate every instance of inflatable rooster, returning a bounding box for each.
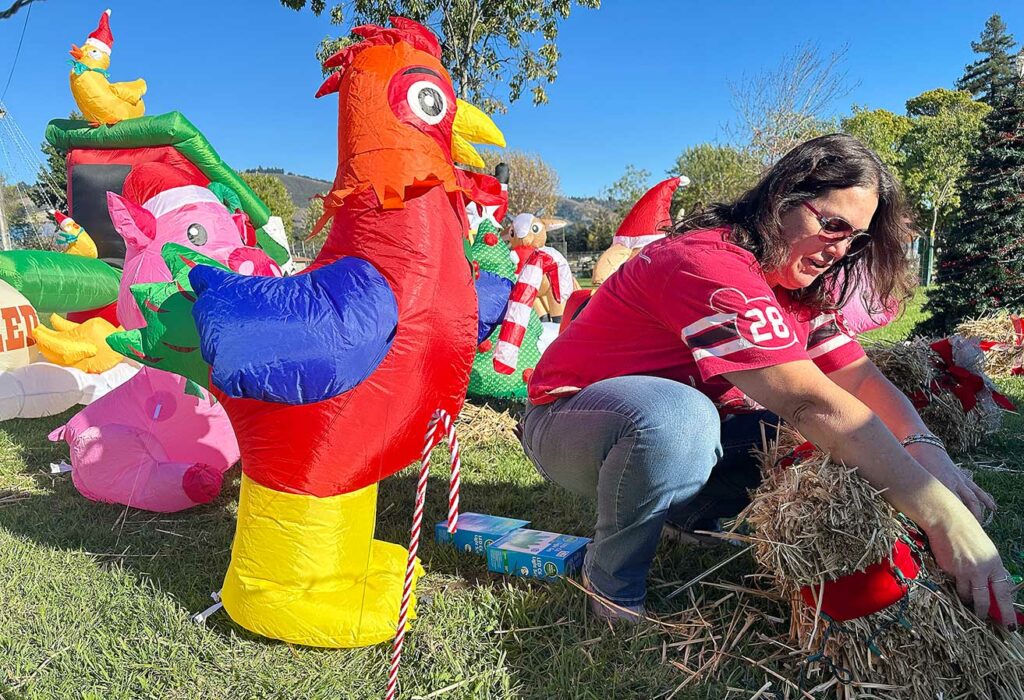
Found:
[114,18,506,650]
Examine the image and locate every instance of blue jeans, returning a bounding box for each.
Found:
[519,376,778,606]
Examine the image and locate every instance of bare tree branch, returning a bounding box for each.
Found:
[0,0,41,20]
[728,43,859,167]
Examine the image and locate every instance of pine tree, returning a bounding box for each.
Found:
[919,71,1024,335]
[957,14,1018,107]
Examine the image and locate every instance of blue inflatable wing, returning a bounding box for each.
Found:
[189,257,398,405]
[476,270,513,344]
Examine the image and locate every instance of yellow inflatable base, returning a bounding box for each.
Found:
[221,475,424,648]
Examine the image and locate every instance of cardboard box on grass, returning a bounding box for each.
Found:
[435,512,530,555]
[486,528,590,580]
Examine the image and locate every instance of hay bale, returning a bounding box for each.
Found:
[743,426,902,584]
[737,429,1024,700]
[864,336,1003,454]
[957,313,1024,379]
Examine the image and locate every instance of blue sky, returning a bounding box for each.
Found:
[1,1,1022,196]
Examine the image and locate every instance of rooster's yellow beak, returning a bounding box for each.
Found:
[452,99,506,169]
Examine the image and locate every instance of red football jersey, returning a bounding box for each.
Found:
[528,228,864,413]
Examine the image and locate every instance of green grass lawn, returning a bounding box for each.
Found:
[2,292,1023,699]
[860,286,931,343]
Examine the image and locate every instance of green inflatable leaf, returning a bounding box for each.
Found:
[106,243,230,388]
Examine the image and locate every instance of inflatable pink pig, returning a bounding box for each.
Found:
[50,171,280,512]
[109,185,281,330]
[49,367,238,512]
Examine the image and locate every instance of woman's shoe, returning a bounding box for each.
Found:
[582,571,646,623]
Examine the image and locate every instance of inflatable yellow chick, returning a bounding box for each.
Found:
[32,314,124,374]
[69,10,146,126]
[52,210,97,258]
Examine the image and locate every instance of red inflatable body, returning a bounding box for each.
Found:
[216,184,477,496]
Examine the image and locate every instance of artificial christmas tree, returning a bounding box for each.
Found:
[466,216,546,399]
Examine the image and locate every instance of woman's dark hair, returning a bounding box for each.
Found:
[676,133,916,313]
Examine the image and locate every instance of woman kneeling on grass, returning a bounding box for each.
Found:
[517,134,1016,625]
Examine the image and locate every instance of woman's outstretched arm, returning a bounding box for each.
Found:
[724,360,1015,627]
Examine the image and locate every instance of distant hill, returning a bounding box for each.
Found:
[242,169,332,233]
[243,170,331,205]
[244,169,609,253]
[555,196,613,225]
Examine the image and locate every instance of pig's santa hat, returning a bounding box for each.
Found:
[85,10,115,56]
[122,162,220,217]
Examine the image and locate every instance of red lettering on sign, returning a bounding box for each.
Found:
[18,305,38,347]
[2,306,24,351]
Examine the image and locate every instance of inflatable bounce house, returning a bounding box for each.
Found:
[0,10,294,425]
[43,8,289,513]
[110,22,507,689]
[1,10,291,516]
[45,112,290,270]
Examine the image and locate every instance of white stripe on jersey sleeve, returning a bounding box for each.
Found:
[809,312,837,330]
[691,336,755,361]
[807,332,853,359]
[681,312,738,339]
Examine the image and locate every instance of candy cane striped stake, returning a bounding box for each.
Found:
[386,408,463,700]
[493,249,561,375]
[440,411,461,533]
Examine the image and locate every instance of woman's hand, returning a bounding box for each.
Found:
[904,442,996,523]
[925,507,1016,628]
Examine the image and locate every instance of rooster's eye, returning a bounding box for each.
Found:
[407,80,448,125]
[88,49,102,60]
[187,224,208,246]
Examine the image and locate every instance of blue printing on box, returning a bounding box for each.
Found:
[486,529,591,580]
[434,512,531,555]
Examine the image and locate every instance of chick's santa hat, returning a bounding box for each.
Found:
[85,9,114,56]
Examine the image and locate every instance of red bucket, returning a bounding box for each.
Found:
[800,539,919,622]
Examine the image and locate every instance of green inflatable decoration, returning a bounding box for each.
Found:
[467,219,543,400]
[106,243,222,396]
[0,250,121,314]
[46,112,290,266]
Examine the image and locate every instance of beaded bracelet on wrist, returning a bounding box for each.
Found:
[900,433,946,451]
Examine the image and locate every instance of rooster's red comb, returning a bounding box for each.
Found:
[321,16,441,72]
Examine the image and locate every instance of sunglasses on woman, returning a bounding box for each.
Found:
[802,202,872,258]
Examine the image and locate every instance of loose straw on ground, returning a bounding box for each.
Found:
[742,428,1024,699]
[648,425,1024,699]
